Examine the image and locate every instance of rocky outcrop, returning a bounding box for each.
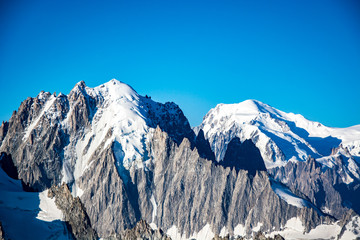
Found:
[0,122,8,147]
[145,100,195,146]
[212,232,284,240]
[212,235,232,240]
[113,220,171,240]
[48,183,98,240]
[0,92,69,191]
[0,221,5,240]
[253,232,284,240]
[269,157,360,219]
[67,81,97,132]
[0,152,18,180]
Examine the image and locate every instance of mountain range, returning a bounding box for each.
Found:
[0,79,359,240]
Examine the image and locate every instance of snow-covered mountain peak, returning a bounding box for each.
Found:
[211,100,288,125]
[211,99,283,119]
[36,90,52,101]
[70,80,87,93]
[70,79,139,102]
[62,80,151,189]
[234,99,273,112]
[200,99,360,171]
[92,79,139,101]
[60,79,194,195]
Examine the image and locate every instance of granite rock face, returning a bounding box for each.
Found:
[269,156,360,220]
[76,145,139,236]
[0,91,69,191]
[48,183,98,240]
[146,128,328,237]
[75,126,329,238]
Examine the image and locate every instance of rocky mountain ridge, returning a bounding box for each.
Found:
[0,80,359,239]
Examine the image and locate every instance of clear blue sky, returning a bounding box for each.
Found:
[1,0,359,127]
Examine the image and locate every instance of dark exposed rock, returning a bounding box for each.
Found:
[144,100,196,146]
[114,219,171,240]
[272,234,285,240]
[0,122,8,146]
[48,183,98,240]
[212,234,230,240]
[212,232,284,240]
[0,152,18,180]
[144,99,216,161]
[0,221,5,240]
[220,138,266,176]
[67,81,97,132]
[0,152,35,191]
[253,232,284,240]
[195,129,216,161]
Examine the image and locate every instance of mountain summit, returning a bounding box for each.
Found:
[0,80,359,240]
[199,99,360,168]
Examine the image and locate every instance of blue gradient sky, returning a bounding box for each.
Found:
[1,0,359,127]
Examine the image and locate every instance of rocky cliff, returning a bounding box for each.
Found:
[269,156,360,220]
[59,126,330,238]
[48,183,98,240]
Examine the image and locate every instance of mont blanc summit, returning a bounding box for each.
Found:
[200,99,360,168]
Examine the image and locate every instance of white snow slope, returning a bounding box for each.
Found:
[266,216,360,240]
[166,218,360,240]
[199,100,360,176]
[0,167,69,240]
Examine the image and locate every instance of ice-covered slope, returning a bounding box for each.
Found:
[0,167,70,240]
[199,99,360,170]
